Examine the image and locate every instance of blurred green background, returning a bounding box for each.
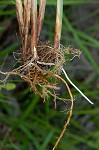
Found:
[0,0,99,150]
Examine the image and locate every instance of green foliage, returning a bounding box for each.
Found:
[0,83,16,90]
[0,0,99,150]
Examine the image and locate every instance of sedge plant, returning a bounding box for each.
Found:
[0,0,93,149]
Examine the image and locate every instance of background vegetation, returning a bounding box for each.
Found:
[0,0,99,150]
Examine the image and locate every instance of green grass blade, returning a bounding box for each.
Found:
[63,14,99,74]
[40,131,54,150]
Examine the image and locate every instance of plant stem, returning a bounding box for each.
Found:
[16,0,26,61]
[37,0,46,41]
[16,0,24,37]
[54,0,63,49]
[31,0,38,58]
[23,0,31,60]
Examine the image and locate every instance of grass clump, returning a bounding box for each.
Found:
[0,0,94,149]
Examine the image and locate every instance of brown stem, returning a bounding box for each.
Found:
[54,0,63,49]
[22,0,31,61]
[16,0,25,61]
[30,0,38,59]
[37,0,46,41]
[16,0,24,37]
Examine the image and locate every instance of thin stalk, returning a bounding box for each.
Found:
[23,0,31,61]
[31,0,38,59]
[16,0,24,37]
[37,0,46,41]
[54,0,63,48]
[16,0,25,61]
